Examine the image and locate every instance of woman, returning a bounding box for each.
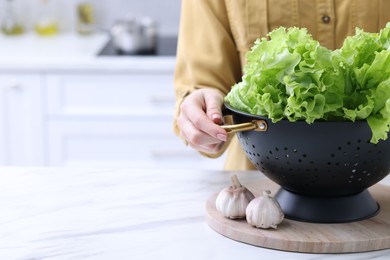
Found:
[173,0,390,170]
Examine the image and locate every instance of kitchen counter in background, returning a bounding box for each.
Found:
[0,167,389,259]
[0,32,177,71]
[0,33,109,59]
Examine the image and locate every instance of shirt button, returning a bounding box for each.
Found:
[322,15,331,24]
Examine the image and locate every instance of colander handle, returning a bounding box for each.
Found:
[221,119,268,133]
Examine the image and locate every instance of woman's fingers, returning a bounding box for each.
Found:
[177,89,227,154]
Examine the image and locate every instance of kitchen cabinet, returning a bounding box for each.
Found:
[43,72,224,169]
[0,33,225,169]
[0,68,225,169]
[0,73,44,165]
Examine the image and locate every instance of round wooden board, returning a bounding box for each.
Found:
[205,179,390,253]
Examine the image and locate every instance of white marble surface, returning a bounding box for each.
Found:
[0,167,389,260]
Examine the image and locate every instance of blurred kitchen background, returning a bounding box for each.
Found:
[0,0,180,36]
[0,0,226,169]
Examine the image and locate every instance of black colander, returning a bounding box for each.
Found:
[223,103,390,223]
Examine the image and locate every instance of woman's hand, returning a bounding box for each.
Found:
[177,88,228,154]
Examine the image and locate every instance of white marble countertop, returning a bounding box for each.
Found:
[0,167,389,260]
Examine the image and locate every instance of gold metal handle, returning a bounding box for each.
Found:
[221,120,268,133]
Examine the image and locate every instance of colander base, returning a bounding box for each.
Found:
[274,188,380,223]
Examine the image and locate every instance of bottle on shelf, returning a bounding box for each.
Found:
[34,0,58,36]
[1,0,24,35]
[77,1,95,35]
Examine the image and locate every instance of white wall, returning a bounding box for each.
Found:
[0,0,181,36]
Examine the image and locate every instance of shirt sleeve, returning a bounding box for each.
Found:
[172,0,242,156]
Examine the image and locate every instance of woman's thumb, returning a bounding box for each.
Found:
[205,91,224,124]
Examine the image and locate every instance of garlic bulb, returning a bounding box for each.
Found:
[246,190,284,229]
[215,175,255,219]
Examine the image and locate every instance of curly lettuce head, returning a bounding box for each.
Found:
[337,25,390,143]
[225,25,390,143]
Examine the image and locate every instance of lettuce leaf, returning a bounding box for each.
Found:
[225,24,390,143]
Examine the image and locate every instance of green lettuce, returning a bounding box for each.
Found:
[225,24,390,143]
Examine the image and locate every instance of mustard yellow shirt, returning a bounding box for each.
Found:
[173,0,390,171]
